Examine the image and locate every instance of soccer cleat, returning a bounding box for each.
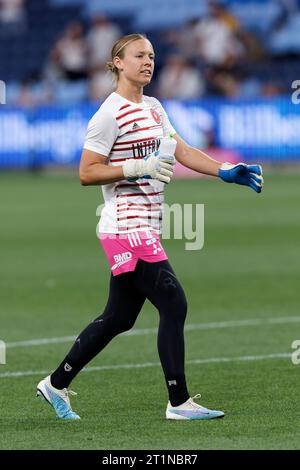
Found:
[36,375,80,420]
[166,394,224,420]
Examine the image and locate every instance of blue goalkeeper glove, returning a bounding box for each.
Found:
[218,163,264,193]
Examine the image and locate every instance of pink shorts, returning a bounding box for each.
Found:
[100,230,168,276]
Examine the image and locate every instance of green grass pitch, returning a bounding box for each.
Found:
[0,171,299,450]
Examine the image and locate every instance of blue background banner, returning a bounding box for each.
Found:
[0,98,299,168]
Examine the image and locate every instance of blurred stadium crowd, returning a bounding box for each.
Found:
[1,0,300,106]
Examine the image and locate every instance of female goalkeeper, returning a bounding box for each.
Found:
[37,33,263,420]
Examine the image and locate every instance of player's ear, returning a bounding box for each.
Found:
[114,56,123,72]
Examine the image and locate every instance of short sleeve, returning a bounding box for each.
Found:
[83,109,119,157]
[151,97,176,137]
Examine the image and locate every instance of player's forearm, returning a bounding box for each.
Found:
[80,163,125,186]
[178,146,222,177]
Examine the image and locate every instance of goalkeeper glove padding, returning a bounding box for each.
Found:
[123,153,176,184]
[218,162,264,193]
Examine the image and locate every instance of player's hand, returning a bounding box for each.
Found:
[123,153,176,184]
[218,162,264,193]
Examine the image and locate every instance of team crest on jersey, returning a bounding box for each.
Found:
[150,108,161,124]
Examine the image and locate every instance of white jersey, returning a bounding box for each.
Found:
[83,92,176,234]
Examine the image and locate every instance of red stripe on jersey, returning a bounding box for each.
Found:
[118,224,154,231]
[117,202,160,206]
[113,136,158,146]
[116,182,150,188]
[126,124,162,134]
[121,202,161,207]
[119,117,147,129]
[117,206,161,214]
[117,191,163,198]
[112,142,158,152]
[119,104,130,111]
[116,108,143,121]
[110,157,131,163]
[117,206,161,213]
[117,215,162,221]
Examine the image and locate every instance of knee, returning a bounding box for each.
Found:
[93,313,136,336]
[165,276,187,318]
[159,273,187,322]
[93,311,135,336]
[161,284,188,323]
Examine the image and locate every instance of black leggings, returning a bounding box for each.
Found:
[51,260,189,405]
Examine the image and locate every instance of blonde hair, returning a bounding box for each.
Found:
[106,33,148,83]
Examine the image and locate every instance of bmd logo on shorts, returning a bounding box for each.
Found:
[114,252,132,264]
[112,251,132,270]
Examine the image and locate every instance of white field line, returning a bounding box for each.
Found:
[0,352,292,379]
[5,315,300,349]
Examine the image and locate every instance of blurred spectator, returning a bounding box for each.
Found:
[165,1,246,68]
[88,64,114,101]
[50,22,88,81]
[208,0,265,62]
[208,0,240,33]
[192,2,245,68]
[156,55,204,99]
[43,48,66,83]
[0,0,25,23]
[208,69,241,98]
[87,15,121,68]
[0,0,26,33]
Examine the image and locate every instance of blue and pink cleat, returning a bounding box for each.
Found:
[36,375,80,420]
[166,394,224,420]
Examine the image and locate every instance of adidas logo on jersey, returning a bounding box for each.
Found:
[132,122,140,130]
